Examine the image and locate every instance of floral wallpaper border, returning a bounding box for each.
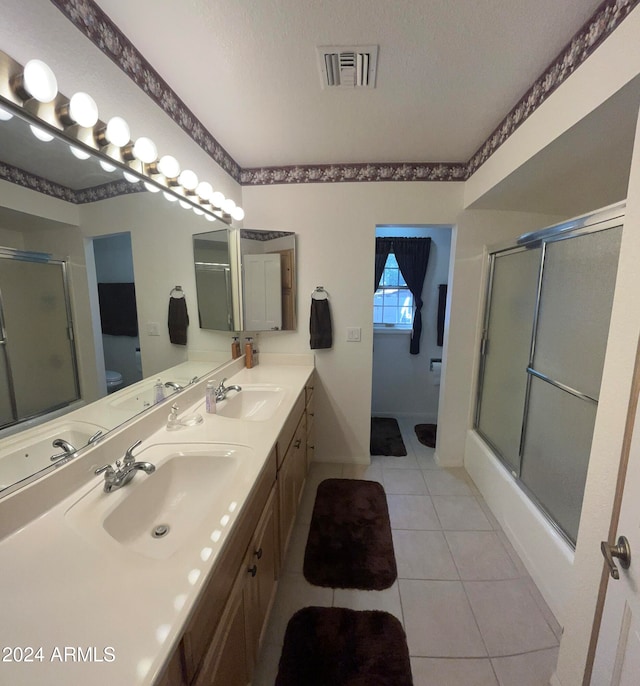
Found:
[0,160,145,203]
[39,0,640,187]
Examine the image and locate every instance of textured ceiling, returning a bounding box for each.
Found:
[93,0,604,168]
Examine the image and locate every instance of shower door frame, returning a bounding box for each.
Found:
[474,201,626,548]
[0,247,80,429]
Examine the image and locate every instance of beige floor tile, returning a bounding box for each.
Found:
[445,531,520,581]
[417,452,440,469]
[432,495,493,531]
[333,581,404,624]
[523,577,563,641]
[496,530,531,577]
[342,462,384,483]
[411,657,499,686]
[371,453,420,469]
[464,579,558,657]
[261,573,333,647]
[251,640,282,686]
[383,468,428,494]
[491,647,559,686]
[282,521,310,574]
[387,494,441,530]
[400,579,487,657]
[424,468,474,496]
[393,529,459,580]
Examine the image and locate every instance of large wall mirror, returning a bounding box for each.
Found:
[193,229,297,332]
[0,94,232,496]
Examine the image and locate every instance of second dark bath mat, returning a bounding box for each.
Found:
[370,416,407,456]
[303,478,397,590]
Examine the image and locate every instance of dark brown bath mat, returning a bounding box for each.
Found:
[370,417,407,456]
[303,478,397,590]
[275,606,413,686]
[415,423,437,448]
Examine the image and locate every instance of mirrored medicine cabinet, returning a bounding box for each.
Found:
[193,228,297,332]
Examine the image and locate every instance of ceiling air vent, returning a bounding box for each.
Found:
[317,45,379,89]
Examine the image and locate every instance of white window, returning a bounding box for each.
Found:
[374,253,413,327]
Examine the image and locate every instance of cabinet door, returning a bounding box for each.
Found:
[244,488,279,670]
[194,566,249,686]
[305,392,315,472]
[278,418,307,559]
[154,646,186,686]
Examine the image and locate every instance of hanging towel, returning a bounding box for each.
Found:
[437,284,447,347]
[98,282,138,337]
[168,296,189,345]
[310,298,332,349]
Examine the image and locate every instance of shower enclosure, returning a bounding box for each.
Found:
[0,248,79,430]
[475,204,623,545]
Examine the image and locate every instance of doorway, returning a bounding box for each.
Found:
[90,233,142,394]
[371,225,452,435]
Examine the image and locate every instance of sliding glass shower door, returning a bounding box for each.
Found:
[475,208,623,545]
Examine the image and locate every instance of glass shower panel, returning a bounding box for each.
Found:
[520,377,597,544]
[0,352,14,426]
[532,227,622,400]
[476,247,540,473]
[0,259,78,419]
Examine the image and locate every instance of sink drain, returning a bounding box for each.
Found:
[152,524,170,538]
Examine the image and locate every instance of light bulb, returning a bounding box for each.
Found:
[105,116,130,147]
[196,181,213,201]
[193,207,204,216]
[70,145,91,160]
[22,59,58,103]
[29,124,54,142]
[163,191,178,202]
[178,169,198,191]
[68,92,99,127]
[100,160,116,172]
[231,206,245,221]
[133,137,157,164]
[210,191,225,208]
[144,181,161,193]
[179,200,191,209]
[204,213,216,222]
[157,155,180,178]
[123,170,140,183]
[221,198,236,214]
[0,106,13,121]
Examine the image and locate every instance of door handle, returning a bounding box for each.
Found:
[601,536,631,579]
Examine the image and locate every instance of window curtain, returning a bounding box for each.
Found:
[394,237,431,354]
[374,237,392,292]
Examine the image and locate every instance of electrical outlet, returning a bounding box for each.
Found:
[146,322,160,336]
[346,327,361,342]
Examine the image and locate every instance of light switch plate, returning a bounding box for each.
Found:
[346,327,361,342]
[146,322,160,336]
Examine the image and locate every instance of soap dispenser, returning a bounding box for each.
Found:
[231,336,241,359]
[245,337,254,369]
[153,379,164,404]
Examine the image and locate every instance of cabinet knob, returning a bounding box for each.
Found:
[248,564,258,577]
[294,439,302,449]
[254,547,263,560]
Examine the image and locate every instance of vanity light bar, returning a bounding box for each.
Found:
[0,49,245,225]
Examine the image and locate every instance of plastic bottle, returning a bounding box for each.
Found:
[153,379,164,404]
[206,380,217,414]
[245,337,253,369]
[231,336,241,359]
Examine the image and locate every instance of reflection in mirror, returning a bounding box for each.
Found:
[0,101,232,496]
[193,229,296,332]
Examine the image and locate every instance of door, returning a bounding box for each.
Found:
[591,345,640,684]
[243,253,283,330]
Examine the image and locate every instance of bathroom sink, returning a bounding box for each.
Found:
[216,385,286,421]
[65,443,253,560]
[0,421,107,491]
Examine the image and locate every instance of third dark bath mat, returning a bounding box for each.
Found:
[415,423,437,448]
[370,416,407,456]
[303,478,397,590]
[275,606,413,686]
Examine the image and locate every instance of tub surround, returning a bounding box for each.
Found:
[0,355,314,686]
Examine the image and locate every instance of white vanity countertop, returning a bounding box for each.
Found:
[0,362,314,686]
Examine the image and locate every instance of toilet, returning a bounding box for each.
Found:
[105,370,123,394]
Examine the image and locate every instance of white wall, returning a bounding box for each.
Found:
[242,182,464,463]
[372,226,451,422]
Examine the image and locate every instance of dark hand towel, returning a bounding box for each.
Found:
[98,282,138,337]
[437,284,447,347]
[310,298,332,349]
[168,296,189,345]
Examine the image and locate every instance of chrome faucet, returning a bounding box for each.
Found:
[50,438,78,462]
[94,440,155,493]
[215,378,242,402]
[164,381,183,391]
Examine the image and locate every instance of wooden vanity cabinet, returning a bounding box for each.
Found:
[278,411,307,557]
[305,379,315,471]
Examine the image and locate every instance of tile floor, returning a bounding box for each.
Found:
[252,417,561,686]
